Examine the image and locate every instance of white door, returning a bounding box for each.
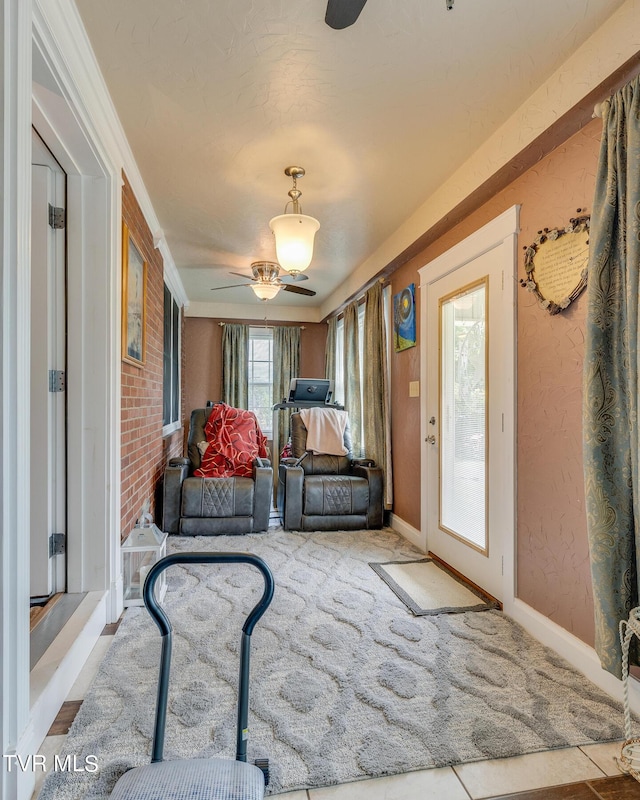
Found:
[420,208,517,602]
[30,129,67,599]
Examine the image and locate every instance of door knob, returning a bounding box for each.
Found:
[425,435,436,445]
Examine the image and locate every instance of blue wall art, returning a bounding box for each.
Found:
[393,283,416,352]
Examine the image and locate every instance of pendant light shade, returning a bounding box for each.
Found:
[269,166,320,274]
[251,282,282,301]
[269,213,320,273]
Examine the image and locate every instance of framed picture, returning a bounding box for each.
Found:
[122,222,147,366]
[394,283,416,352]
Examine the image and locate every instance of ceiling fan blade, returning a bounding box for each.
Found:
[211,282,252,291]
[325,0,368,29]
[279,270,309,282]
[229,271,253,279]
[283,284,316,297]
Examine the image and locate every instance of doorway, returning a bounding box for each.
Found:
[8,16,122,789]
[31,128,67,602]
[419,207,518,602]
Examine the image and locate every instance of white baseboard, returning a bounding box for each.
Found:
[17,590,108,799]
[392,516,637,719]
[389,514,426,552]
[506,596,640,718]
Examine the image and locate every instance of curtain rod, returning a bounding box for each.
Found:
[218,322,305,329]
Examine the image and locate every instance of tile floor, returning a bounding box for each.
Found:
[32,623,640,800]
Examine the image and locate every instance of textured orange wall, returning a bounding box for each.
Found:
[184,317,222,415]
[390,118,601,645]
[388,288,421,529]
[121,174,184,540]
[184,317,327,417]
[514,133,596,645]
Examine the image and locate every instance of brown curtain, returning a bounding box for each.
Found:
[583,76,640,677]
[221,323,248,408]
[273,325,301,455]
[343,300,362,456]
[363,282,392,507]
[325,316,337,384]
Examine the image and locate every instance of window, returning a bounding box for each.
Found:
[163,284,180,431]
[440,281,487,550]
[248,327,273,436]
[335,316,345,405]
[333,301,365,407]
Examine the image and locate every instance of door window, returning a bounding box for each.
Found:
[440,280,487,552]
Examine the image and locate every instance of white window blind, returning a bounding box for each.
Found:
[440,282,487,551]
[248,327,273,436]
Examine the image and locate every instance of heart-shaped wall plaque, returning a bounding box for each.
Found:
[520,211,590,315]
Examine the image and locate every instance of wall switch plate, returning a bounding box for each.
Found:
[409,381,420,397]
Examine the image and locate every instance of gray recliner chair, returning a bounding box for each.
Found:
[162,408,272,535]
[277,411,383,531]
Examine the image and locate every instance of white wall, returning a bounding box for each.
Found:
[1,2,34,798]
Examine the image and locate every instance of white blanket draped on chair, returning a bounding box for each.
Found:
[299,407,348,455]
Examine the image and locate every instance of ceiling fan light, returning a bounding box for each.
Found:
[269,213,320,273]
[251,282,282,301]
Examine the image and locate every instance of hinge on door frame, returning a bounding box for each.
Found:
[49,533,66,557]
[49,370,66,392]
[48,203,66,229]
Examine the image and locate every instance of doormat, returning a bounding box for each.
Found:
[369,558,499,615]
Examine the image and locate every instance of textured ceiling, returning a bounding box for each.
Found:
[74,0,624,314]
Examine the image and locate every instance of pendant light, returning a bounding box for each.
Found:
[269,166,320,274]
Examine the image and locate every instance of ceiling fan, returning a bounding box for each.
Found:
[325,0,454,29]
[211,261,317,301]
[325,0,368,29]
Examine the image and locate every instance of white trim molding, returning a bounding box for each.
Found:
[17,592,108,800]
[507,597,640,718]
[389,514,426,553]
[186,300,325,323]
[1,1,33,798]
[2,0,191,787]
[33,0,187,306]
[33,2,120,601]
[419,206,520,284]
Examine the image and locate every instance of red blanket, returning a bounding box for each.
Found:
[194,403,268,478]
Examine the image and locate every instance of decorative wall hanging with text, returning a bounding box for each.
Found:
[520,210,590,315]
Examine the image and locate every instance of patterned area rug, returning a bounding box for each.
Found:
[39,527,627,799]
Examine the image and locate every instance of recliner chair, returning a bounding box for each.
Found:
[277,411,383,531]
[162,407,272,535]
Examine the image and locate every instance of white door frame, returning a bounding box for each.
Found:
[418,206,519,609]
[31,134,67,597]
[1,4,34,800]
[2,2,123,796]
[32,1,123,603]
[416,207,640,719]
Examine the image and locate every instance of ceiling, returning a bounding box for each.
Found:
[74,0,625,317]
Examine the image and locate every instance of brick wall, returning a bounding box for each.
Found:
[121,173,183,541]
